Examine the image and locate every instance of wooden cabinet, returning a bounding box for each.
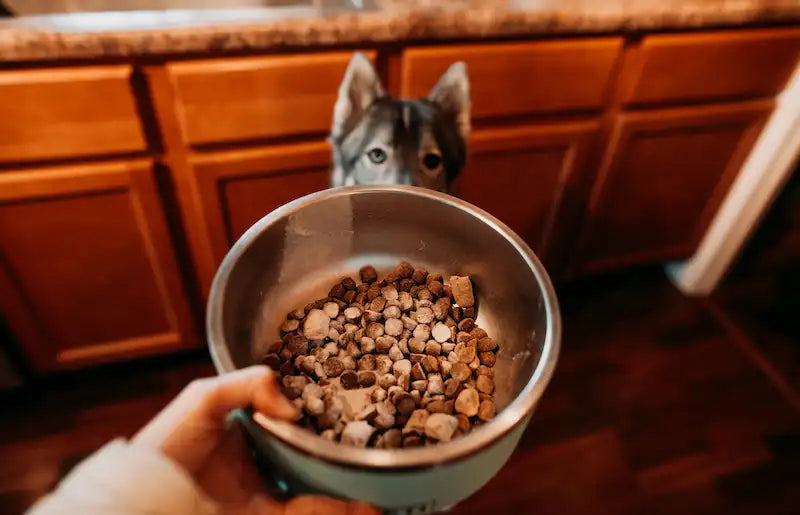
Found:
[573,100,773,274]
[456,122,599,269]
[168,51,375,146]
[0,160,197,371]
[189,142,330,265]
[621,28,800,107]
[0,65,147,163]
[402,39,622,119]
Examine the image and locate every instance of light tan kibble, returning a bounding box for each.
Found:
[449,276,475,308]
[432,323,451,343]
[425,413,459,442]
[340,421,375,447]
[455,388,480,417]
[323,302,340,319]
[303,309,330,340]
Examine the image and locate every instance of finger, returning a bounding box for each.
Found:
[280,496,380,515]
[134,366,295,472]
[201,366,297,423]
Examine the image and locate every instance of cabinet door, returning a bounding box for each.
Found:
[574,100,773,274]
[190,142,330,265]
[456,122,599,270]
[0,160,196,371]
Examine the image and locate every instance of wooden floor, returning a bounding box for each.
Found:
[1,270,799,514]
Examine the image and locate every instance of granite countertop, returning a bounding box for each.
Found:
[1,0,800,62]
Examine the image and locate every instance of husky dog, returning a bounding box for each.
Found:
[330,53,470,192]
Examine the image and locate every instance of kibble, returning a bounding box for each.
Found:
[264,264,499,447]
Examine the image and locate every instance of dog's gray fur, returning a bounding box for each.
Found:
[330,53,470,192]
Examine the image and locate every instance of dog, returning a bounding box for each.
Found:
[330,52,470,192]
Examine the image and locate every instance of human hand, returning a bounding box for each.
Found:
[133,365,377,515]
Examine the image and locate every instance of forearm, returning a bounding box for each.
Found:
[27,439,218,515]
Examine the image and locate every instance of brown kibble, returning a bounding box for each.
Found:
[409,353,425,364]
[360,265,378,283]
[393,359,412,377]
[384,318,403,337]
[340,370,359,389]
[379,373,397,389]
[411,379,428,392]
[411,362,426,380]
[454,340,477,363]
[432,298,450,320]
[403,409,429,434]
[375,335,396,354]
[328,282,346,299]
[403,434,423,448]
[476,374,494,394]
[399,292,414,312]
[342,289,357,304]
[343,306,362,322]
[428,280,444,298]
[451,306,463,322]
[358,354,376,371]
[416,287,433,302]
[477,337,497,352]
[412,267,428,284]
[396,393,416,415]
[408,338,426,354]
[401,315,417,331]
[425,341,442,356]
[396,261,414,279]
[286,334,309,356]
[463,307,476,319]
[358,370,377,387]
[415,307,434,324]
[476,365,494,378]
[345,341,361,359]
[341,277,357,291]
[375,355,393,375]
[369,296,387,313]
[360,336,376,354]
[398,278,415,292]
[457,318,475,332]
[412,324,431,341]
[470,327,488,340]
[365,322,385,339]
[421,355,440,374]
[367,284,381,301]
[455,331,471,343]
[439,359,452,378]
[261,353,280,370]
[280,319,299,333]
[323,357,344,377]
[479,351,497,367]
[444,378,461,399]
[450,362,471,382]
[279,360,294,378]
[478,399,496,421]
[456,414,471,432]
[455,388,480,416]
[381,285,399,302]
[371,388,387,403]
[383,305,401,319]
[397,373,411,391]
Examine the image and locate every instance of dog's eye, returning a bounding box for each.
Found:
[422,153,442,170]
[366,148,387,164]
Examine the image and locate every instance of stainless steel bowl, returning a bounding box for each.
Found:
[206,186,560,506]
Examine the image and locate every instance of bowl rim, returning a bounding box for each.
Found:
[207,185,561,470]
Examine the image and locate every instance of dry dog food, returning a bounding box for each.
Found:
[261,262,499,448]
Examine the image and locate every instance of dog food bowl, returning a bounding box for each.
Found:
[207,185,560,512]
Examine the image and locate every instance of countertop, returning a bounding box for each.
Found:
[1,0,800,62]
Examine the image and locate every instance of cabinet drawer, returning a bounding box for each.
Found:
[169,51,375,146]
[622,28,800,106]
[401,39,623,119]
[0,66,147,163]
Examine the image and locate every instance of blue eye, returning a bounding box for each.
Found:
[367,148,387,164]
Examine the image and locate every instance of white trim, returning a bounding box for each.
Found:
[667,63,800,296]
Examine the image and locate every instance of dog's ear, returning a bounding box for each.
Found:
[332,53,384,141]
[428,62,470,141]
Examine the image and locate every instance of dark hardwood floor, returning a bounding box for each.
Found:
[1,269,799,514]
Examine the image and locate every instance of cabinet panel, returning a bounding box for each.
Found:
[190,142,330,265]
[456,121,599,269]
[622,28,800,106]
[575,100,773,273]
[0,160,196,370]
[169,51,375,146]
[0,66,147,163]
[402,39,622,119]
